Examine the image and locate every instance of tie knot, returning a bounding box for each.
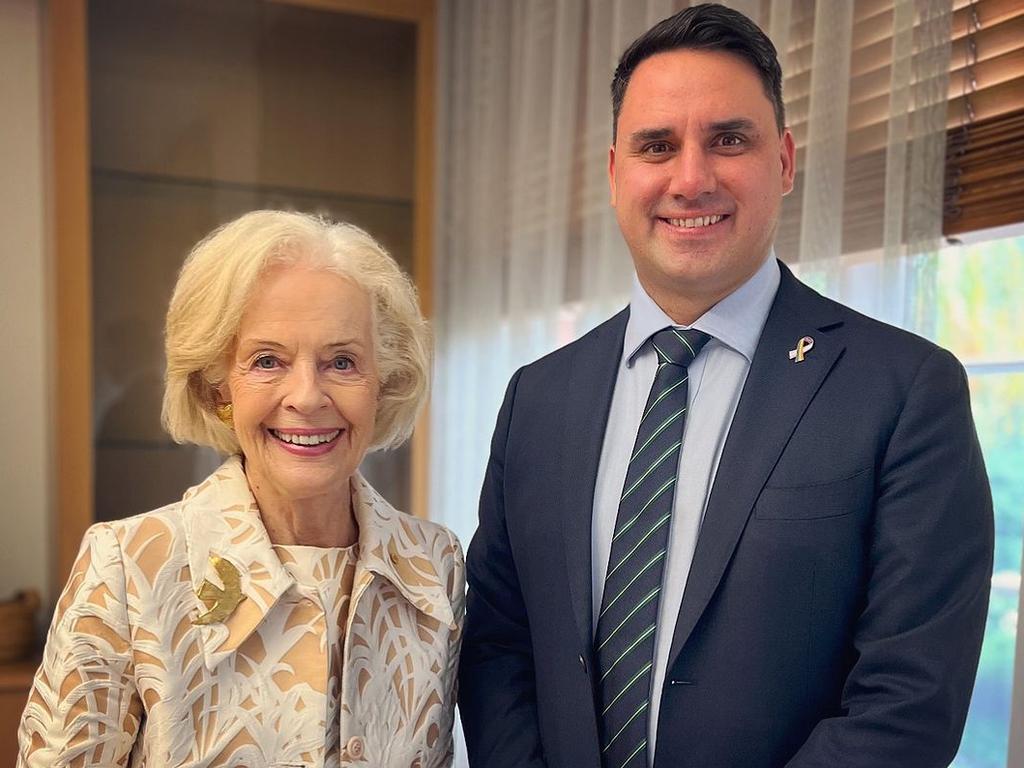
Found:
[650,327,711,367]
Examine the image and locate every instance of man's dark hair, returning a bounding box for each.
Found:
[611,3,785,141]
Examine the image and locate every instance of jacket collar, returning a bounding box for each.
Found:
[182,456,454,671]
[349,471,456,630]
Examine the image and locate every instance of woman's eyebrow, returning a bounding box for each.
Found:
[324,339,366,351]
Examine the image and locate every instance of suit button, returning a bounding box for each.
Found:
[345,736,364,759]
[578,654,588,674]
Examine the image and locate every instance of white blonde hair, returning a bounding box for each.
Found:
[162,210,431,454]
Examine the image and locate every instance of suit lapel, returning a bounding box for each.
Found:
[666,266,846,670]
[562,309,629,658]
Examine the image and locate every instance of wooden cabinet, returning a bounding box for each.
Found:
[49,0,435,585]
[0,660,38,763]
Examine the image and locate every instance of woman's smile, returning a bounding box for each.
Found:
[267,426,344,456]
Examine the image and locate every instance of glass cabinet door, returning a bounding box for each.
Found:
[88,0,418,521]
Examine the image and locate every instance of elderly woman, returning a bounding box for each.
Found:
[19,211,463,768]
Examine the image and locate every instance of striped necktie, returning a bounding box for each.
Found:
[595,326,711,768]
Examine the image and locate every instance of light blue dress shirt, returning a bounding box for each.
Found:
[591,254,780,763]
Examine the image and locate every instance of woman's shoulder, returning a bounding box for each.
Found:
[353,474,465,614]
[402,510,463,559]
[88,457,246,557]
[354,474,463,561]
[78,499,189,565]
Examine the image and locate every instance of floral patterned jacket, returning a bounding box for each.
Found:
[18,456,465,768]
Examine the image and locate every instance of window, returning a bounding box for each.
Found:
[937,230,1023,768]
[795,227,1024,767]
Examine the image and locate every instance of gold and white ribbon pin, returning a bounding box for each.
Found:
[788,336,814,363]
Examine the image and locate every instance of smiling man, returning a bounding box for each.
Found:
[459,4,993,768]
[610,47,794,325]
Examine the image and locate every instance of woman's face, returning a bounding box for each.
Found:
[222,264,379,507]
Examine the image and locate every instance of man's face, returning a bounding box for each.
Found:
[609,48,795,318]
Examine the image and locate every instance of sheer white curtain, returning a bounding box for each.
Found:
[432,0,683,551]
[433,5,952,759]
[780,0,952,334]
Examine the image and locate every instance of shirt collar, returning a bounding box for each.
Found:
[182,455,454,671]
[624,253,780,365]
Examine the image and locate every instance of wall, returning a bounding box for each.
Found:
[0,0,50,606]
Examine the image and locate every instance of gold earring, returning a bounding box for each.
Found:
[216,403,234,427]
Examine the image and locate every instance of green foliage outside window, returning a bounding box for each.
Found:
[938,236,1024,768]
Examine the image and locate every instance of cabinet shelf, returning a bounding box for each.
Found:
[91,166,412,209]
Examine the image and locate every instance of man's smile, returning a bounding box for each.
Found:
[657,213,730,229]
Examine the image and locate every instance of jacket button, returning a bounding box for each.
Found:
[345,735,364,759]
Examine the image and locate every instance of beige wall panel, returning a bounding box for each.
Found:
[94,444,220,523]
[92,178,256,448]
[0,0,50,603]
[88,0,416,201]
[361,443,411,513]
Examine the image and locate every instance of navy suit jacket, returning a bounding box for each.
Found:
[459,263,993,768]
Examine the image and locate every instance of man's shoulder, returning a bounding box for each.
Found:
[780,267,945,361]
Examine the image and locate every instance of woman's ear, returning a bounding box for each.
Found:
[209,354,233,405]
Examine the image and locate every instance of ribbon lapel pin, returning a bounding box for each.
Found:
[788,336,814,363]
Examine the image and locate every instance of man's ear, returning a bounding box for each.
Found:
[780,128,796,196]
[608,144,618,206]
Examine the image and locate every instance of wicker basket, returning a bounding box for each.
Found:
[0,589,40,662]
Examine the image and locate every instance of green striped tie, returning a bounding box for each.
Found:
[594,326,711,768]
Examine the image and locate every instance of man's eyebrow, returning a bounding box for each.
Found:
[627,119,760,145]
[628,127,673,145]
[708,118,758,133]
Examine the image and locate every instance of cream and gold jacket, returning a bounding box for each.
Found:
[18,457,465,768]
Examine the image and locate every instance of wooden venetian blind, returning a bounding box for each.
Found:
[944,0,1024,235]
[783,0,943,161]
[777,0,957,257]
[774,0,1024,257]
